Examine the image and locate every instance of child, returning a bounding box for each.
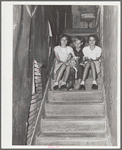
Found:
[67,36,85,90]
[80,34,102,90]
[53,34,77,90]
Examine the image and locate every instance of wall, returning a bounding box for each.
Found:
[102,6,118,146]
[72,5,97,28]
[13,5,70,145]
[13,5,33,144]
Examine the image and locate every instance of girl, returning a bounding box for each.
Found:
[80,34,102,90]
[53,34,77,90]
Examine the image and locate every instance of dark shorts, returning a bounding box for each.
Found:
[76,65,84,80]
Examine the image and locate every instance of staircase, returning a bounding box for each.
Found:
[30,8,111,146]
[35,71,110,146]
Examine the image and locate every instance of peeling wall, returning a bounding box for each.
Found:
[102,6,118,146]
[13,5,33,145]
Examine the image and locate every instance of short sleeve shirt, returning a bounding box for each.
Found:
[54,46,74,62]
[73,48,84,64]
[83,46,102,60]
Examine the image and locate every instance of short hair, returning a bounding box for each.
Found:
[58,34,70,46]
[87,34,99,45]
[74,36,84,43]
[74,36,85,47]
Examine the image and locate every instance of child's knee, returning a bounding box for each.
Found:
[61,64,66,69]
[85,62,90,68]
[91,61,95,67]
[66,66,71,71]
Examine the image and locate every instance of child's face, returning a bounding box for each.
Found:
[60,37,67,46]
[74,40,83,49]
[89,37,96,46]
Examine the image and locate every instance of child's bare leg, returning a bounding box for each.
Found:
[56,64,66,82]
[60,65,70,90]
[82,63,90,83]
[75,65,84,89]
[79,63,90,90]
[63,66,71,83]
[90,61,98,89]
[90,61,97,81]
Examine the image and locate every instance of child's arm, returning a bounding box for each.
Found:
[54,47,61,63]
[55,53,61,63]
[54,47,64,63]
[67,54,72,61]
[82,48,91,62]
[92,48,102,61]
[94,56,101,61]
[80,56,89,65]
[70,48,79,60]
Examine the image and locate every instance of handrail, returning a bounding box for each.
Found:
[28,61,54,145]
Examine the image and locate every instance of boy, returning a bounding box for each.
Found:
[67,36,85,90]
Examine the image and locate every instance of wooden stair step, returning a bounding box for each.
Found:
[36,133,108,146]
[48,90,103,102]
[43,116,106,120]
[45,102,105,116]
[41,116,106,133]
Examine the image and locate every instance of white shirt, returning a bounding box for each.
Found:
[83,46,102,60]
[54,46,74,62]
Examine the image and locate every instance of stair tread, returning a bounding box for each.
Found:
[37,132,107,139]
[37,133,108,146]
[48,89,103,102]
[49,89,102,94]
[48,100,103,103]
[46,102,104,105]
[46,103,105,116]
[42,116,106,121]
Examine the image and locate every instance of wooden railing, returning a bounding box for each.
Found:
[26,61,54,145]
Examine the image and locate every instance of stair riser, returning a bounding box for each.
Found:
[36,139,108,146]
[49,93,102,102]
[45,104,105,116]
[41,120,106,133]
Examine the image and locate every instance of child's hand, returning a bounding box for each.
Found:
[73,56,79,60]
[57,59,62,63]
[65,60,70,65]
[80,62,85,66]
[95,57,100,61]
[67,54,72,61]
[88,58,93,63]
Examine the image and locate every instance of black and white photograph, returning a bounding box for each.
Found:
[2,1,120,148]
